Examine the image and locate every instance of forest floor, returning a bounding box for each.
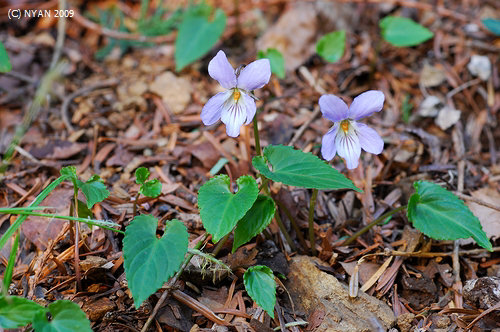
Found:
[0,0,499,331]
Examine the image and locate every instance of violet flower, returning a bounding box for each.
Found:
[201,50,271,137]
[320,90,385,169]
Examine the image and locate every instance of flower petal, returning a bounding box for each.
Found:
[348,90,385,120]
[336,131,361,169]
[319,95,349,122]
[237,59,271,91]
[242,92,256,125]
[221,100,247,137]
[201,90,232,125]
[208,50,237,89]
[356,123,384,154]
[321,124,339,161]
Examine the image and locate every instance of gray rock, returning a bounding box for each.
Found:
[463,276,500,309]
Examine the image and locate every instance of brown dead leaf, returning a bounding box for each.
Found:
[257,2,318,71]
[106,146,135,167]
[340,260,381,285]
[198,287,228,311]
[21,188,73,250]
[189,141,220,169]
[225,247,258,270]
[29,140,87,160]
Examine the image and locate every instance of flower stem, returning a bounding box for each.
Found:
[212,233,230,257]
[73,188,82,291]
[252,114,296,251]
[274,210,296,251]
[253,114,261,156]
[275,199,308,251]
[133,191,140,216]
[308,189,319,256]
[341,205,406,246]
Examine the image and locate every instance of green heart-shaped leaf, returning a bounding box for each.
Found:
[175,5,226,71]
[233,195,275,252]
[244,265,276,318]
[32,300,91,332]
[252,145,360,191]
[482,19,500,36]
[76,175,110,209]
[135,167,150,185]
[0,42,12,73]
[257,48,285,79]
[198,175,258,242]
[407,181,492,251]
[140,179,162,198]
[123,215,189,308]
[316,30,346,63]
[380,16,433,47]
[0,296,44,329]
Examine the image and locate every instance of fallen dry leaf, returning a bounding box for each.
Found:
[21,188,73,250]
[467,187,500,241]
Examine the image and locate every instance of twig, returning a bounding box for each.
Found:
[172,290,230,326]
[140,234,208,332]
[1,70,37,84]
[61,79,118,132]
[273,320,309,331]
[466,301,500,330]
[71,8,175,44]
[454,192,500,213]
[14,146,42,164]
[452,240,463,308]
[289,106,321,147]
[372,247,500,258]
[446,78,481,101]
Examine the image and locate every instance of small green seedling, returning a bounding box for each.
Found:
[134,167,163,215]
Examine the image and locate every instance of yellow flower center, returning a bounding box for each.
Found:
[233,89,241,102]
[341,120,350,133]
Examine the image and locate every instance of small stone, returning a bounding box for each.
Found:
[418,96,442,117]
[82,297,116,321]
[434,315,451,328]
[397,313,415,332]
[79,256,108,272]
[420,63,446,88]
[286,256,395,331]
[128,80,148,97]
[436,106,461,130]
[467,55,491,81]
[149,72,192,114]
[463,276,500,309]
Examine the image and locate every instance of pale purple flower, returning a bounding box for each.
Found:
[320,90,385,169]
[201,50,271,137]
